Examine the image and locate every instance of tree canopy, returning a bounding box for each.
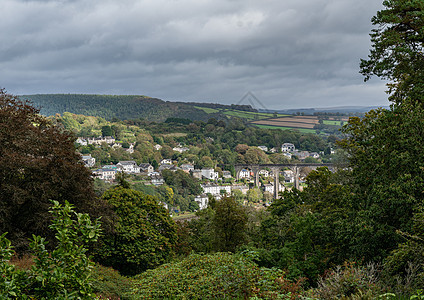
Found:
[96,187,177,276]
[0,89,104,252]
[360,0,424,103]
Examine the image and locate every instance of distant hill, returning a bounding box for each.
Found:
[20,94,222,122]
[266,106,389,115]
[20,94,379,132]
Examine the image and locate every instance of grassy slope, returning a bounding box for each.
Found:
[253,124,317,133]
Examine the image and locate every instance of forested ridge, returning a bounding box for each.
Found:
[21,93,217,122]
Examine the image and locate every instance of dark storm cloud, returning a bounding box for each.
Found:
[0,0,388,109]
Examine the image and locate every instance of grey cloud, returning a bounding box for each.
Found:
[1,0,389,109]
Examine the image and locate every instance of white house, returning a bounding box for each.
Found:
[81,154,95,168]
[263,183,284,194]
[283,170,295,183]
[309,152,320,159]
[76,138,88,146]
[154,144,162,151]
[283,152,293,159]
[222,171,232,179]
[160,159,172,165]
[201,184,221,195]
[195,194,209,210]
[201,168,219,180]
[87,136,116,145]
[257,145,268,152]
[173,146,190,153]
[281,143,295,152]
[126,143,135,154]
[239,169,251,179]
[180,164,194,173]
[201,184,231,195]
[117,161,140,173]
[258,169,270,177]
[151,176,165,186]
[139,163,154,174]
[94,168,116,181]
[263,184,274,194]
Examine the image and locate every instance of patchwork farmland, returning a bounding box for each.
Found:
[251,115,349,130]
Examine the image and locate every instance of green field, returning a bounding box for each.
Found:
[222,110,287,120]
[172,212,196,220]
[323,120,345,126]
[194,106,220,113]
[253,124,317,133]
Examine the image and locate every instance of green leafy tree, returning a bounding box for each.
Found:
[188,207,216,253]
[244,147,271,164]
[160,145,174,159]
[197,155,215,169]
[97,187,177,275]
[162,169,202,199]
[213,197,248,252]
[101,125,113,137]
[258,168,352,284]
[247,187,263,204]
[339,104,424,261]
[360,0,424,103]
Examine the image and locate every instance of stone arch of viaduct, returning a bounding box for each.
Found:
[234,163,334,199]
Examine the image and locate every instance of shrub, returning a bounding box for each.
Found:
[314,262,383,299]
[0,200,101,299]
[131,252,305,299]
[91,264,134,300]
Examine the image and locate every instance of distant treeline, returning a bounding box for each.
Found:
[177,101,257,112]
[20,94,219,122]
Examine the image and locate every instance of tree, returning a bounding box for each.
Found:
[101,125,113,137]
[160,145,174,158]
[0,89,103,252]
[339,105,424,261]
[97,187,177,276]
[257,168,352,284]
[213,196,248,252]
[360,0,424,103]
[244,147,271,164]
[247,187,263,204]
[235,144,249,155]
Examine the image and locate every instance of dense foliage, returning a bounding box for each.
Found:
[96,187,178,276]
[22,94,217,122]
[360,0,424,103]
[0,89,108,252]
[0,201,101,299]
[131,252,304,299]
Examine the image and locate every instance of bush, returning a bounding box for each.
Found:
[314,262,383,299]
[91,264,134,299]
[0,200,101,299]
[131,252,305,299]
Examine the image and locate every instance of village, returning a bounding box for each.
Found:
[77,135,331,210]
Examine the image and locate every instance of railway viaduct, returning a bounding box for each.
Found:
[234,163,335,199]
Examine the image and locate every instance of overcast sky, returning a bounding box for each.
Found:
[1,0,389,110]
